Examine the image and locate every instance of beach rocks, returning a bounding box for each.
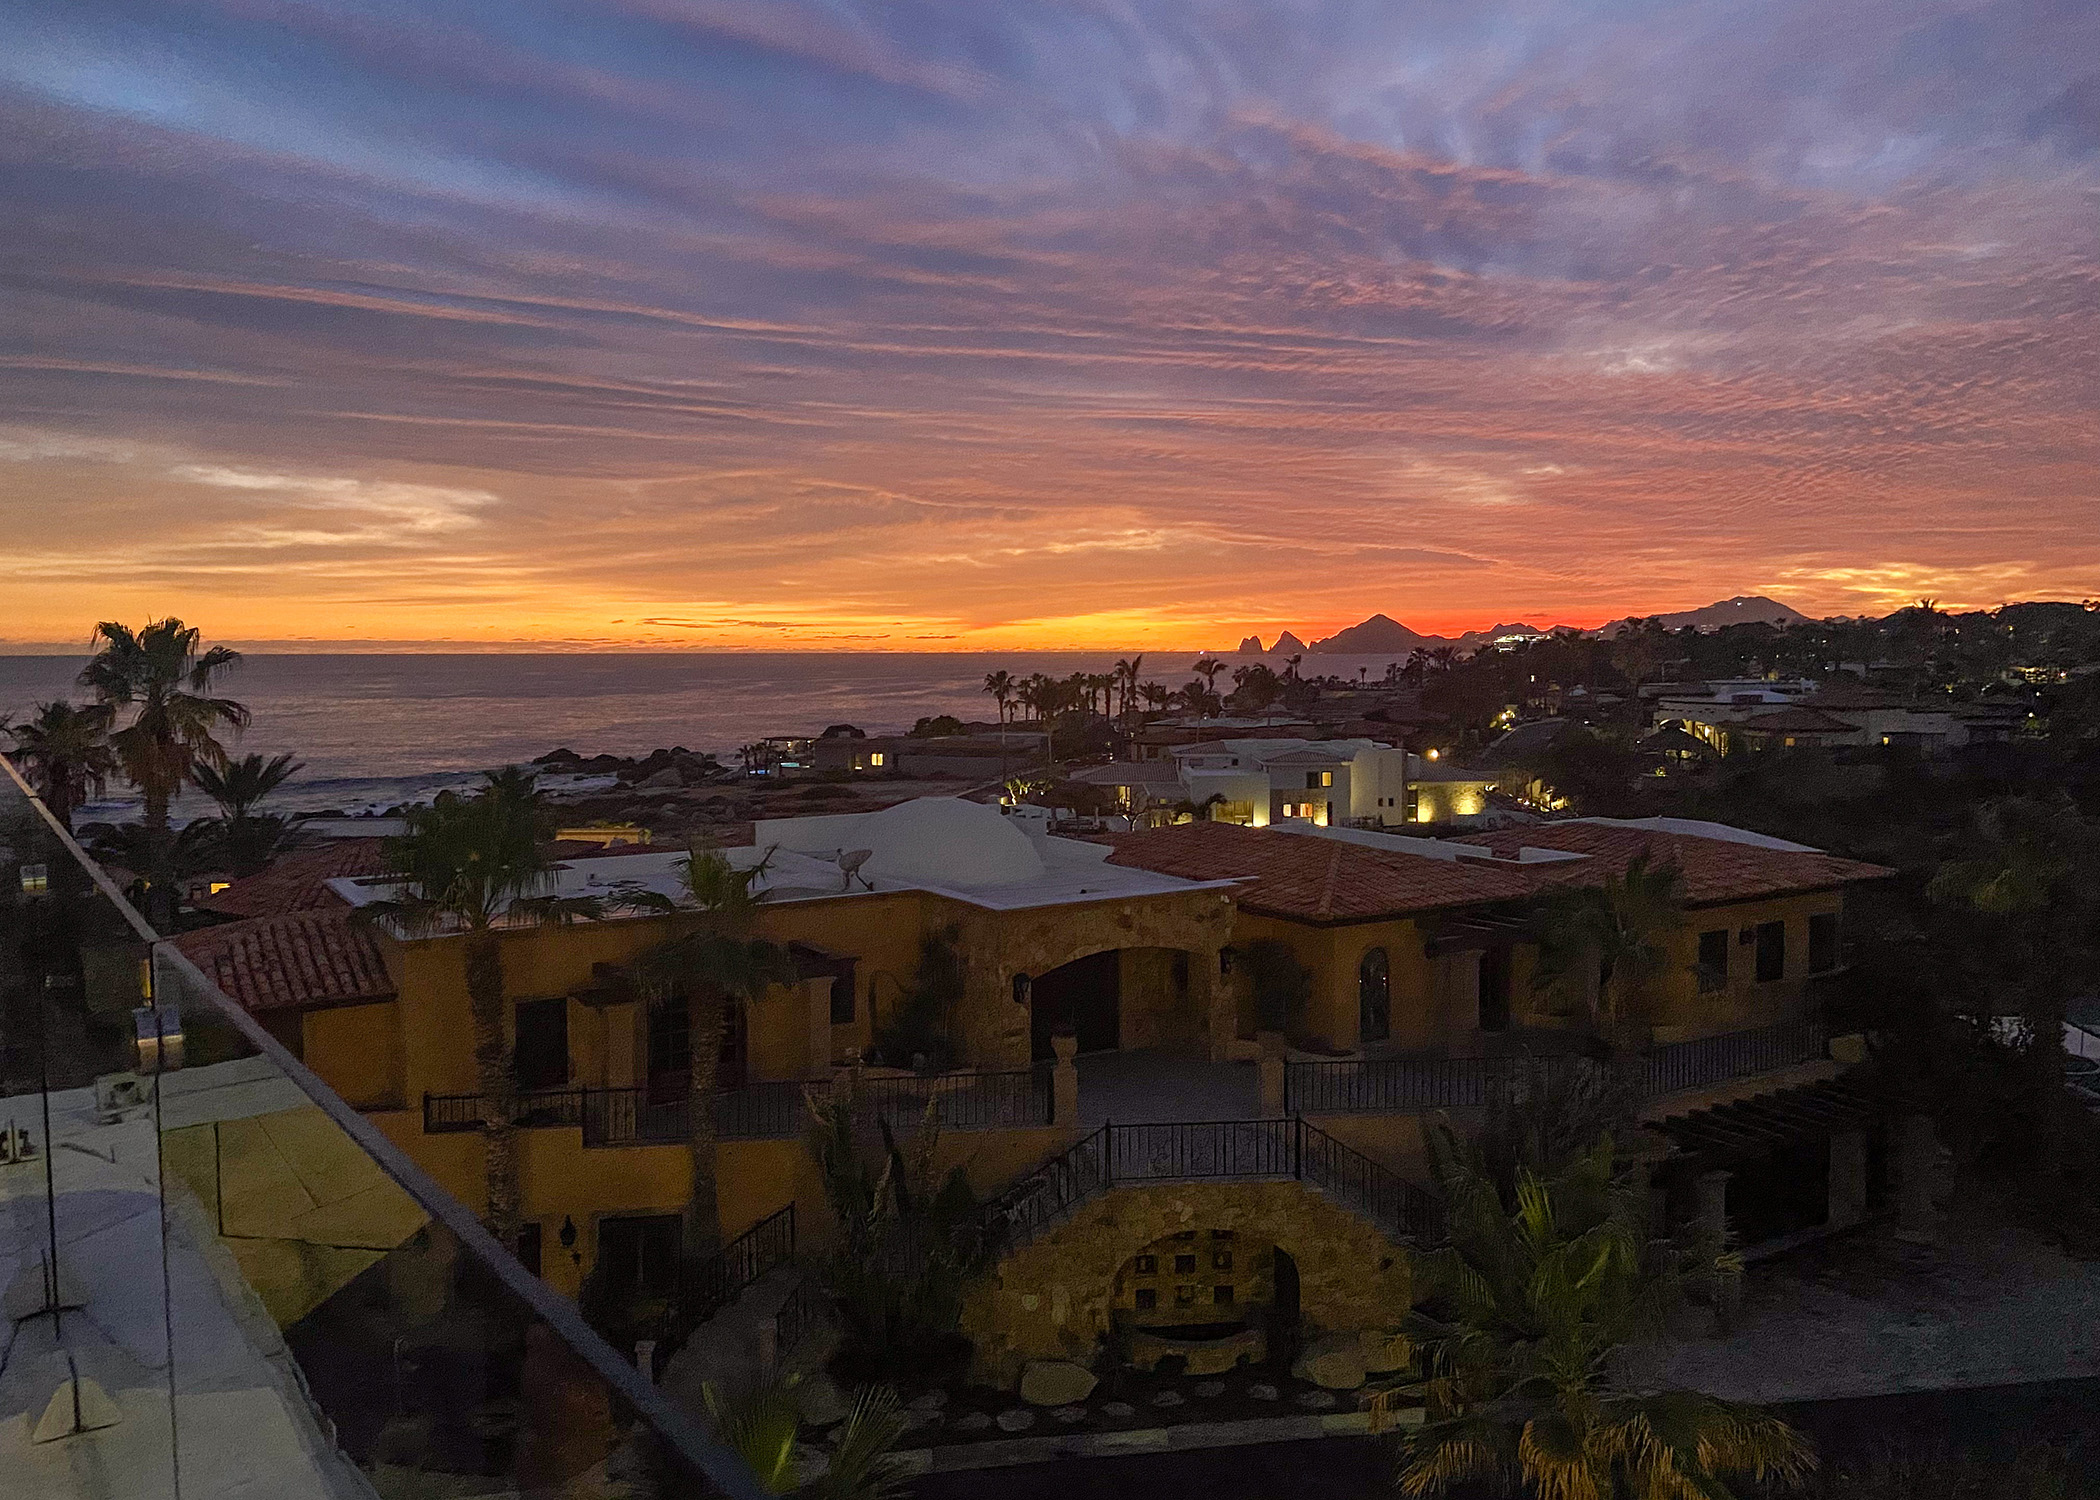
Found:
[1247,1383,1280,1402]
[1052,1406,1089,1425]
[1150,1390,1185,1408]
[1020,1360,1097,1407]
[995,1409,1036,1433]
[1099,1402,1137,1419]
[950,1411,992,1433]
[1295,1390,1339,1410]
[1291,1333,1367,1391]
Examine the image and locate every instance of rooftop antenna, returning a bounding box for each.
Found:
[836,848,873,892]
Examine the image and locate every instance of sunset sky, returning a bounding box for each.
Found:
[3,0,2096,651]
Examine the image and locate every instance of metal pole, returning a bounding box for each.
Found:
[38,972,61,1340]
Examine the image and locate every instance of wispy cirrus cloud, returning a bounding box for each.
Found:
[0,0,2093,646]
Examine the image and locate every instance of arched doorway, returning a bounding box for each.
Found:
[1358,947,1390,1044]
[1029,950,1121,1060]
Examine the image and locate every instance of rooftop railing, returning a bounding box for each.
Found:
[0,753,768,1500]
[569,1065,1054,1148]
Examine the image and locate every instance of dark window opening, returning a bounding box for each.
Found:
[1134,1288,1157,1311]
[1212,1250,1233,1271]
[595,1214,681,1302]
[514,997,569,1091]
[1174,1254,1197,1274]
[1698,929,1729,994]
[1755,920,1786,983]
[1134,1254,1157,1274]
[1809,912,1841,974]
[516,1221,542,1277]
[1175,1285,1195,1306]
[1214,1284,1235,1305]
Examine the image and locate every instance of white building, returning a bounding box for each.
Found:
[1073,737,1412,828]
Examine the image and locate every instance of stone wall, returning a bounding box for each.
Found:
[959,1179,1413,1386]
[945,888,1238,1067]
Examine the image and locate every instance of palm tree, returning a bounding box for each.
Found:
[627,847,798,1253]
[79,618,249,922]
[704,1375,911,1498]
[1139,681,1173,714]
[1532,852,1686,1036]
[982,670,1014,725]
[2,700,117,828]
[1113,655,1146,721]
[1191,656,1225,697]
[367,770,612,1247]
[1400,1121,1812,1499]
[192,750,305,874]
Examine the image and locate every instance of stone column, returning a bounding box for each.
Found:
[1895,1114,1940,1243]
[1258,1030,1287,1117]
[1694,1169,1731,1248]
[1051,1033,1080,1127]
[805,976,835,1080]
[1195,941,1235,1063]
[1827,1129,1868,1229]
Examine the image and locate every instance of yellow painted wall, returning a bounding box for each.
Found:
[301,1001,405,1110]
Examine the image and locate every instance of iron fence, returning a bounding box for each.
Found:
[983,1117,1444,1249]
[422,1087,585,1134]
[678,1203,797,1327]
[848,1065,1053,1131]
[582,1086,691,1147]
[1641,1018,1827,1097]
[1286,1020,1831,1116]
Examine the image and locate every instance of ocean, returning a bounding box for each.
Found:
[0,651,1412,822]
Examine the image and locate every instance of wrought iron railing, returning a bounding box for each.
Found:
[578,1067,1053,1147]
[1640,1018,1827,1097]
[983,1117,1444,1249]
[422,1086,586,1133]
[1286,1019,1831,1115]
[678,1203,797,1328]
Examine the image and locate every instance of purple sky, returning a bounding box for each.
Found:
[2,0,2096,648]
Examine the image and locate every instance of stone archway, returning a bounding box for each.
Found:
[960,1179,1413,1386]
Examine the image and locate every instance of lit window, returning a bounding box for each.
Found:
[869,752,886,767]
[1321,771,1333,787]
[208,881,232,895]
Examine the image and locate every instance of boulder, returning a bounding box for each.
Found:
[795,1374,848,1428]
[1295,1389,1339,1410]
[995,1408,1037,1433]
[1290,1332,1367,1391]
[1019,1360,1098,1408]
[1358,1328,1413,1375]
[634,768,683,790]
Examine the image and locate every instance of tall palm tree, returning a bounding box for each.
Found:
[1113,655,1146,721]
[1191,656,1225,697]
[1532,852,1686,1036]
[79,618,249,922]
[982,670,1014,725]
[193,750,305,874]
[1139,681,1173,714]
[627,847,798,1253]
[367,770,612,1247]
[2,700,117,828]
[1402,1122,1811,1499]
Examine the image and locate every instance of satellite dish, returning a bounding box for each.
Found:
[836,848,874,891]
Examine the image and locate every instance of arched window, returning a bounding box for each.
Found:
[1358,947,1390,1045]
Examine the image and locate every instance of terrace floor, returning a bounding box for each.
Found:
[1073,1048,1259,1127]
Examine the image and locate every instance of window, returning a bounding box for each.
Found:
[1174,1253,1197,1274]
[517,1221,543,1277]
[1322,771,1333,787]
[830,960,857,1025]
[1305,771,1322,789]
[1175,1285,1196,1306]
[1809,912,1841,974]
[868,752,886,767]
[1212,1249,1233,1271]
[1134,1287,1158,1311]
[1754,920,1786,982]
[1134,1254,1157,1274]
[1697,929,1729,993]
[1214,1284,1236,1305]
[514,997,569,1091]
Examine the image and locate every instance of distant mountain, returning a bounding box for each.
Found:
[1451,622,1554,651]
[1309,614,1436,654]
[1599,595,1814,636]
[1236,635,1265,654]
[1273,631,1308,656]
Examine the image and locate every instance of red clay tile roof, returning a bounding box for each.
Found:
[172,910,395,1013]
[192,838,387,918]
[1449,822,1893,907]
[1104,822,1540,923]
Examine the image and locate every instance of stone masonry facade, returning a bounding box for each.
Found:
[959,1179,1414,1386]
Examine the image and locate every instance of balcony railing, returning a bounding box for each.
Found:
[1286,1018,1831,1115]
[984,1117,1444,1249]
[571,1066,1054,1148]
[423,1085,587,1133]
